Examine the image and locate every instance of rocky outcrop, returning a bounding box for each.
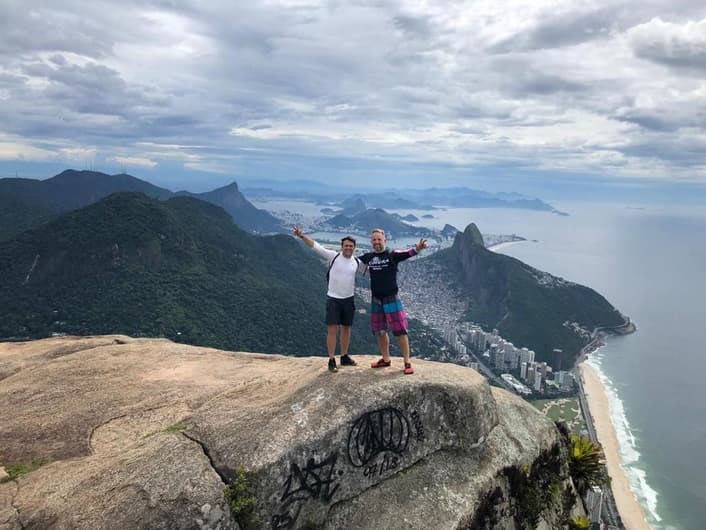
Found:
[0,336,582,529]
[183,182,283,233]
[440,223,460,239]
[438,223,627,367]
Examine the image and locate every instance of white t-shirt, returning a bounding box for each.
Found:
[312,242,366,299]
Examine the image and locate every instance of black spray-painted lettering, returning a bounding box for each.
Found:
[272,452,341,529]
[363,453,399,479]
[280,453,341,507]
[410,410,425,442]
[271,505,301,530]
[347,407,410,467]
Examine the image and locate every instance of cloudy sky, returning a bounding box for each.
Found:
[2,0,706,196]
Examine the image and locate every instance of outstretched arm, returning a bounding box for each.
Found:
[293,226,337,260]
[293,225,315,248]
[392,238,427,263]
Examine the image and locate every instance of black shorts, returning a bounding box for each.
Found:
[325,296,355,326]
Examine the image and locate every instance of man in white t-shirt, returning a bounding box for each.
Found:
[293,226,366,372]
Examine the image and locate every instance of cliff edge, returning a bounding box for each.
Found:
[0,336,584,529]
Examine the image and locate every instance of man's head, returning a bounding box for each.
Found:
[370,229,386,253]
[340,236,356,258]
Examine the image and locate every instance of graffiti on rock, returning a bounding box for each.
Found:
[347,407,411,472]
[269,407,426,526]
[362,452,399,478]
[271,505,301,530]
[281,453,341,505]
[410,410,425,442]
[272,452,341,529]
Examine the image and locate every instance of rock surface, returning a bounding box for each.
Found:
[0,336,581,529]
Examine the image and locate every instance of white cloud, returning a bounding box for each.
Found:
[184,160,232,174]
[3,1,706,188]
[0,141,55,160]
[108,156,157,168]
[59,147,98,160]
[627,17,706,70]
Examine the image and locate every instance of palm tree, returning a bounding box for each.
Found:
[569,434,608,496]
[569,515,591,529]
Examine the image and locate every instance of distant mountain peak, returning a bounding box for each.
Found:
[441,224,460,239]
[54,169,132,180]
[215,181,240,192]
[455,223,485,248]
[191,180,282,233]
[435,221,626,366]
[51,169,108,181]
[0,170,283,235]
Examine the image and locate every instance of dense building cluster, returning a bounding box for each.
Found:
[395,258,575,396]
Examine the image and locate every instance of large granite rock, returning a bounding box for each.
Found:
[0,336,582,529]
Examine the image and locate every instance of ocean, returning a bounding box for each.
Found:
[432,201,706,530]
[256,197,706,529]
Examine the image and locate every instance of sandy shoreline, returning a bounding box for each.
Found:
[579,363,651,530]
[487,240,524,252]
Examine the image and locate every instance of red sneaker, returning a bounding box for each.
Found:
[371,358,391,368]
[403,363,414,375]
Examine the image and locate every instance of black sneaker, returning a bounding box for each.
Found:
[328,358,338,373]
[340,355,357,366]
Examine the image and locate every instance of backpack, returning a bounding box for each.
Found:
[326,253,363,282]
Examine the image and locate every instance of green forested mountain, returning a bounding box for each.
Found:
[433,224,626,367]
[0,193,374,355]
[0,169,283,237]
[177,181,282,233]
[0,170,173,213]
[0,193,56,242]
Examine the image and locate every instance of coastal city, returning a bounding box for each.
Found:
[8,2,704,527]
[354,242,623,529]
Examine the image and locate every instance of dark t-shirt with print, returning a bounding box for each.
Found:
[359,247,417,298]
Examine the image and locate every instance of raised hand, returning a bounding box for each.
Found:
[416,238,427,252]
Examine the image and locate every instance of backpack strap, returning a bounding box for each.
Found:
[354,256,366,275]
[353,256,368,276]
[328,254,367,282]
[326,253,341,282]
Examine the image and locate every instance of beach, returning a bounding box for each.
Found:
[487,240,524,252]
[579,363,651,530]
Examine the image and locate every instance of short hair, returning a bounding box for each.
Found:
[371,228,385,237]
[341,235,356,246]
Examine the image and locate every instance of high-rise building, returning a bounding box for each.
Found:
[475,332,487,352]
[539,362,549,379]
[444,328,455,344]
[555,371,575,391]
[527,363,536,385]
[504,349,520,371]
[493,350,505,371]
[519,347,535,365]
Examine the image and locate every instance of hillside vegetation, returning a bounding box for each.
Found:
[435,224,625,367]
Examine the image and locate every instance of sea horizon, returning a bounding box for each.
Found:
[495,200,706,530]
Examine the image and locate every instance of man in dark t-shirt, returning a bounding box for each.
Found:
[359,228,427,374]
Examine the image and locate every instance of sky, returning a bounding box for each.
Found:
[2,0,706,197]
